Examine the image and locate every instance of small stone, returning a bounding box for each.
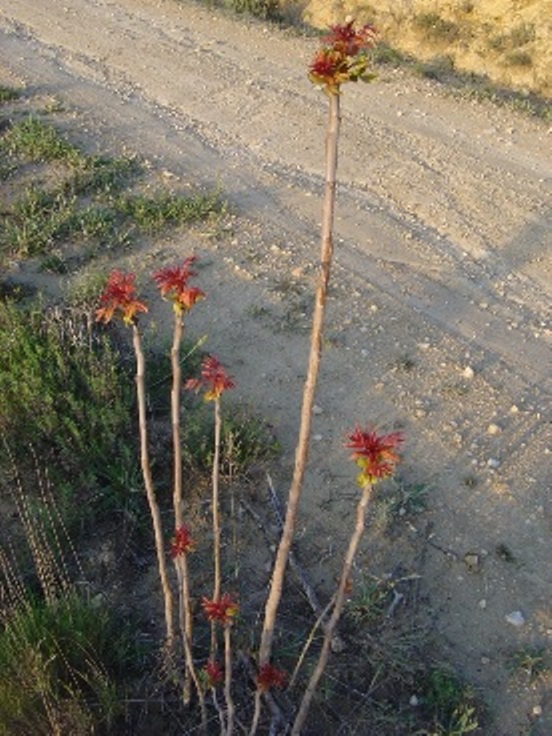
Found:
[312,434,323,442]
[463,366,475,379]
[487,423,501,435]
[505,610,525,627]
[312,405,324,415]
[509,404,519,414]
[481,656,490,665]
[464,552,481,572]
[532,704,542,717]
[409,695,419,707]
[479,599,487,609]
[487,458,500,469]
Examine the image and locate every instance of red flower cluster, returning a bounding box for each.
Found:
[323,21,377,56]
[256,663,287,692]
[153,256,205,314]
[95,271,148,326]
[203,659,224,688]
[346,427,403,486]
[170,525,195,559]
[308,20,377,95]
[185,355,235,401]
[201,593,239,625]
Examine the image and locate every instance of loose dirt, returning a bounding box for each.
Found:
[0,1,550,733]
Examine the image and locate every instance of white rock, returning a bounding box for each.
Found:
[463,366,475,379]
[312,405,324,415]
[479,599,487,609]
[409,695,419,707]
[487,423,501,435]
[532,704,542,717]
[487,458,500,469]
[505,610,525,627]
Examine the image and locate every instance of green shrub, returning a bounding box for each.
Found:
[0,302,133,489]
[0,115,81,164]
[0,592,134,735]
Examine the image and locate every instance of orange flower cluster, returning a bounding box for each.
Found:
[346,427,403,486]
[308,20,377,95]
[95,271,148,326]
[153,256,205,314]
[201,593,239,625]
[185,355,235,402]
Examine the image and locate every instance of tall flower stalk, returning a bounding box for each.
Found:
[258,20,378,670]
[154,257,204,700]
[96,271,174,644]
[171,526,206,726]
[202,593,239,735]
[186,355,235,656]
[292,428,402,733]
[153,257,205,528]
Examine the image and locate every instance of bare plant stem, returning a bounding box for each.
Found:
[249,690,262,736]
[287,594,335,690]
[176,556,207,728]
[212,688,227,733]
[291,482,373,734]
[171,315,184,528]
[210,397,223,658]
[132,324,174,644]
[224,624,235,735]
[258,92,341,667]
[212,398,222,600]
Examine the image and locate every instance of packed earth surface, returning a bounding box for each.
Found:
[0,0,550,734]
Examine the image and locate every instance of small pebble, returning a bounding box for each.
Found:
[463,366,475,379]
[464,552,481,572]
[505,610,525,627]
[312,405,324,415]
[532,704,542,717]
[487,423,501,435]
[409,695,419,707]
[481,656,490,665]
[487,458,500,469]
[479,599,487,609]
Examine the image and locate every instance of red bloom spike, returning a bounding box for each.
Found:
[201,593,239,625]
[345,428,403,486]
[153,256,205,314]
[323,21,377,56]
[185,355,235,401]
[95,270,148,326]
[256,663,287,692]
[170,525,196,558]
[309,20,378,94]
[203,659,224,688]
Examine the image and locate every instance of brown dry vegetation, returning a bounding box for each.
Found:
[303,0,551,96]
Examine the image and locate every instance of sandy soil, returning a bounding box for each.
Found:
[0,0,550,733]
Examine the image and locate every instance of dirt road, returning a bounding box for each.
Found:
[0,1,550,733]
